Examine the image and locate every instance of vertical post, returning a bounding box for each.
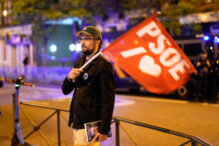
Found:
[12,86,25,145]
[191,140,198,146]
[115,119,120,146]
[57,110,61,146]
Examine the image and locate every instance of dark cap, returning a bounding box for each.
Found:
[75,26,102,40]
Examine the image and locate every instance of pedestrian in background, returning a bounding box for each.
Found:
[208,56,218,103]
[23,55,29,75]
[196,52,211,102]
[62,26,115,146]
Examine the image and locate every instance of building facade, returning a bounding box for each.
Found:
[0,24,35,71]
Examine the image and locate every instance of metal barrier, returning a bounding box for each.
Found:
[113,117,211,146]
[20,102,212,146]
[20,102,69,146]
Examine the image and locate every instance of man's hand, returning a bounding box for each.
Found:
[92,133,108,142]
[67,68,83,81]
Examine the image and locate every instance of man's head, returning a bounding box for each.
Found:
[76,26,102,56]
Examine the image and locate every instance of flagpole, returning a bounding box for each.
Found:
[152,11,161,17]
[80,51,102,70]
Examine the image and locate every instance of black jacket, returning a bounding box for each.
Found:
[62,54,115,135]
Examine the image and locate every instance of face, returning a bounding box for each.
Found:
[80,34,100,56]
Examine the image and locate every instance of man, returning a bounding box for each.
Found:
[62,26,115,146]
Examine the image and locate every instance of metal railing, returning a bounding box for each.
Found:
[20,102,212,146]
[113,117,211,146]
[20,102,69,146]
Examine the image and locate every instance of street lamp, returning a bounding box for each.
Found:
[3,10,7,16]
[75,44,81,52]
[50,44,57,53]
[69,44,75,51]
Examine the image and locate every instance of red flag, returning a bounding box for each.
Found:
[102,16,197,94]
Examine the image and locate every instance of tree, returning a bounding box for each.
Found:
[154,0,219,36]
[11,0,219,61]
[10,0,154,67]
[82,0,219,36]
[80,0,152,22]
[11,0,87,67]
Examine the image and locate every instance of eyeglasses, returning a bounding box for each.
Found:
[79,37,97,41]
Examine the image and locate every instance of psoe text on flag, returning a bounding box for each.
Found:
[102,16,197,94]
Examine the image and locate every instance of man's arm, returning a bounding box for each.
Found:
[62,77,75,95]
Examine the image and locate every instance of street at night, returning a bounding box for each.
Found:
[0,83,218,145]
[0,0,219,146]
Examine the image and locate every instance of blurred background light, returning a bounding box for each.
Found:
[75,44,81,52]
[214,36,219,43]
[69,44,75,51]
[51,56,56,60]
[3,10,7,16]
[203,35,210,41]
[50,44,57,53]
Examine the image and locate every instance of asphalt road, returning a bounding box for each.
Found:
[0,83,219,146]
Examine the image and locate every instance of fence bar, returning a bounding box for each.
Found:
[120,122,138,146]
[24,111,57,139]
[191,136,212,146]
[114,117,211,146]
[179,140,192,146]
[191,140,197,146]
[115,119,120,146]
[20,106,52,145]
[20,102,69,112]
[57,110,61,146]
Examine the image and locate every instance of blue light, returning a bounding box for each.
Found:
[51,56,56,60]
[203,35,210,41]
[215,37,219,43]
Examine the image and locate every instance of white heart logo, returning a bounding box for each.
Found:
[139,55,161,77]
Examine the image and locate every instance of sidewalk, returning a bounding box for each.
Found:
[0,102,115,146]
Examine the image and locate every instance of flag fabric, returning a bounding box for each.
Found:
[101,15,197,94]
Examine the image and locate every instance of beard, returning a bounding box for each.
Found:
[82,50,93,55]
[82,45,94,55]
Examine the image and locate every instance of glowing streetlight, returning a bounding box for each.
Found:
[69,44,75,51]
[3,10,7,16]
[75,44,81,52]
[50,44,57,53]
